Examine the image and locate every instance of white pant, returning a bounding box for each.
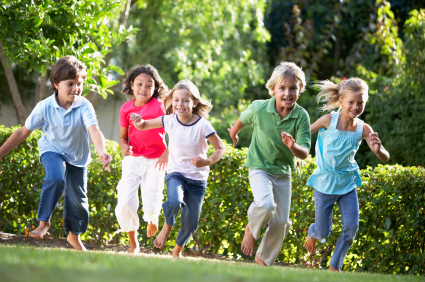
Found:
[248,169,292,266]
[115,156,165,232]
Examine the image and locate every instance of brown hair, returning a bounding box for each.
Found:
[49,55,87,91]
[163,80,212,119]
[315,77,369,112]
[121,64,168,100]
[265,62,306,96]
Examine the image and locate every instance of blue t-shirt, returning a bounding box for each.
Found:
[25,94,98,167]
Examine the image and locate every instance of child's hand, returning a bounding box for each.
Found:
[121,144,133,156]
[227,124,239,147]
[369,132,382,153]
[191,156,210,168]
[130,113,145,129]
[281,132,295,149]
[155,150,168,171]
[99,152,112,172]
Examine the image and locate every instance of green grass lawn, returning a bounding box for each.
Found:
[0,245,422,282]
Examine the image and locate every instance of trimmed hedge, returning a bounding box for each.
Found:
[1,125,424,275]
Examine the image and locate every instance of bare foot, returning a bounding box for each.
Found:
[304,235,317,255]
[29,221,50,239]
[329,266,340,272]
[147,222,158,238]
[154,223,172,249]
[255,254,267,266]
[241,224,255,256]
[173,245,183,259]
[128,230,140,254]
[66,231,87,251]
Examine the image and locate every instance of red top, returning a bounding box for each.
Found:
[119,98,166,158]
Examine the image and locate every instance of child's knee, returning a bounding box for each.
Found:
[165,200,183,212]
[45,175,65,188]
[344,222,359,238]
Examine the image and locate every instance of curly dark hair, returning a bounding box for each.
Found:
[121,64,168,100]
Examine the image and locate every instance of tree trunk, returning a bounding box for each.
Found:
[38,67,48,102]
[0,41,28,125]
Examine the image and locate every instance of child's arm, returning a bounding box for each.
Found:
[281,132,309,159]
[363,124,390,162]
[88,125,112,172]
[191,134,226,168]
[0,126,33,159]
[118,126,133,156]
[227,118,246,147]
[311,114,332,134]
[130,113,163,131]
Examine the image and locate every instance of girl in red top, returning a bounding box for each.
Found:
[115,65,169,254]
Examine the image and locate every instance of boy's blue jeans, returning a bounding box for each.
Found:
[162,172,207,247]
[308,188,359,270]
[38,152,89,235]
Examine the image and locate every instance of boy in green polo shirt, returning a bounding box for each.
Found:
[228,62,311,266]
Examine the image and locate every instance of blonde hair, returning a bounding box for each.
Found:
[265,62,306,96]
[163,80,212,119]
[315,77,369,112]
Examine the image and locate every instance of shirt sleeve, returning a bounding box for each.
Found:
[119,105,129,127]
[240,101,257,126]
[295,110,311,151]
[81,100,98,129]
[162,114,171,132]
[25,102,45,130]
[203,120,216,138]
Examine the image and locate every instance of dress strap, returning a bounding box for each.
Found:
[356,118,364,138]
[328,112,339,129]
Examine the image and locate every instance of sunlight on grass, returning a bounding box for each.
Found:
[0,245,422,282]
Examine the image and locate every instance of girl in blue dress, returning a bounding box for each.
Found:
[304,78,390,271]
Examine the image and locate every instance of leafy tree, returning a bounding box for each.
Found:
[0,0,136,124]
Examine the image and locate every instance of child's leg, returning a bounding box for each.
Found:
[63,162,88,251]
[305,189,336,255]
[329,189,359,271]
[174,178,207,258]
[304,190,339,255]
[140,157,165,238]
[114,156,143,252]
[255,173,292,266]
[242,169,276,258]
[154,172,185,249]
[30,152,67,239]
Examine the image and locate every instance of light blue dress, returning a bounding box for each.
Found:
[307,112,364,195]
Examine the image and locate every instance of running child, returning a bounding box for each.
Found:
[228,62,311,266]
[130,80,226,258]
[0,55,111,251]
[304,78,390,271]
[115,65,169,254]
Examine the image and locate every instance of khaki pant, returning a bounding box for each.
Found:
[248,169,292,266]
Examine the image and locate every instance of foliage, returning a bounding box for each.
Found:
[0,0,136,98]
[1,125,424,274]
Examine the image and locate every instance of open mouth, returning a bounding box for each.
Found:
[282,98,293,104]
[175,108,185,113]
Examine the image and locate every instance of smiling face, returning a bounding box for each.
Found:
[54,77,84,109]
[272,77,301,110]
[131,73,155,106]
[172,89,198,118]
[340,91,366,118]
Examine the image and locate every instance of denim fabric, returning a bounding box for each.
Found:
[308,189,359,270]
[163,172,207,247]
[38,152,89,235]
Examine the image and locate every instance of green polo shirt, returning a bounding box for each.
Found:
[240,97,311,174]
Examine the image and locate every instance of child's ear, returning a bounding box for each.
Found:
[194,99,199,108]
[54,83,60,90]
[130,81,134,90]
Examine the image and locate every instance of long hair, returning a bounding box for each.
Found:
[121,64,168,100]
[163,80,212,119]
[315,77,369,112]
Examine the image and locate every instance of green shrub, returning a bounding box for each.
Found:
[1,125,424,275]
